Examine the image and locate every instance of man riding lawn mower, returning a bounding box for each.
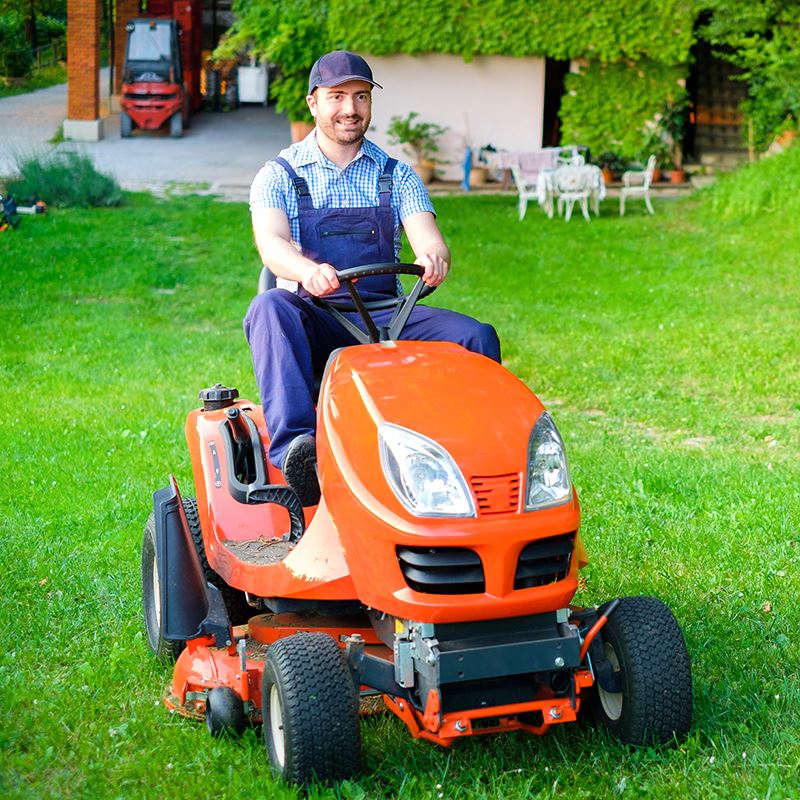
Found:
[141,53,693,786]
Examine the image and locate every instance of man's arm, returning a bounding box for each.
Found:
[251,207,340,296]
[402,210,451,287]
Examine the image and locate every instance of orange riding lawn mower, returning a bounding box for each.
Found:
[142,264,693,785]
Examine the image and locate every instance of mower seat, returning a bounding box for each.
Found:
[258,265,277,294]
[256,266,323,401]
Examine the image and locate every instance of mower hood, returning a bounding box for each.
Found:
[318,340,546,524]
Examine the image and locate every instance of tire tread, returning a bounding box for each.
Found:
[592,595,693,745]
[264,632,361,784]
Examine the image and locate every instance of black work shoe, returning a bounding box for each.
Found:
[282,434,320,507]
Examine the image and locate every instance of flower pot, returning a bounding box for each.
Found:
[290,121,315,142]
[469,166,488,187]
[601,168,615,185]
[652,168,662,183]
[669,169,686,184]
[413,161,435,184]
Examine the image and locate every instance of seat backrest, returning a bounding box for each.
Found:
[643,154,657,187]
[258,265,277,294]
[510,164,533,193]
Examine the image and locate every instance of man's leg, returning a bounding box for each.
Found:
[243,289,357,471]
[390,304,501,362]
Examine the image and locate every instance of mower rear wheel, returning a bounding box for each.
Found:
[141,513,183,663]
[182,497,252,625]
[120,111,132,138]
[170,111,183,138]
[589,595,693,745]
[262,632,361,784]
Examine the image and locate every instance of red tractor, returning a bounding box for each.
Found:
[119,1,202,138]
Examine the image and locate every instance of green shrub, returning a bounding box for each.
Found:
[6,150,124,208]
[559,60,688,163]
[701,142,800,219]
[0,13,33,78]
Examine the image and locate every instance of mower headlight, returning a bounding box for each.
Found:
[379,423,476,517]
[525,412,572,511]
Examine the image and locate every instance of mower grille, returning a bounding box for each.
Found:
[396,546,485,594]
[470,473,521,514]
[514,534,574,589]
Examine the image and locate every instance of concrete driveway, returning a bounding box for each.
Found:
[0,75,291,202]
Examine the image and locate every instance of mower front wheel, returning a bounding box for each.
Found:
[206,686,246,737]
[262,632,361,785]
[590,595,693,745]
[141,513,183,663]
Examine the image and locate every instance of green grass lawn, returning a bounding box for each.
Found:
[1,178,798,798]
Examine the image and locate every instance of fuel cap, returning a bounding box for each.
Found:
[199,383,239,411]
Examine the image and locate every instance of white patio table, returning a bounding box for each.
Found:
[537,165,606,219]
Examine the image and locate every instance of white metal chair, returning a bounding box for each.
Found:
[508,149,561,220]
[510,164,539,221]
[620,154,656,215]
[553,166,593,222]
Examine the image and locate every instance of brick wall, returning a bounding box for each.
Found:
[67,0,101,120]
[114,0,143,94]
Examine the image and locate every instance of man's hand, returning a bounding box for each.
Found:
[301,263,340,296]
[415,251,449,287]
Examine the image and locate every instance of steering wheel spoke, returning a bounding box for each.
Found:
[312,262,436,344]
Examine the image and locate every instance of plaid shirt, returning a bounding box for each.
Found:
[250,132,435,274]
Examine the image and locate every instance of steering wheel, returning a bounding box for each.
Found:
[312,262,437,344]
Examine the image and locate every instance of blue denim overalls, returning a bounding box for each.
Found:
[244,155,501,471]
[275,155,399,299]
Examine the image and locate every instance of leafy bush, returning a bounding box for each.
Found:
[701,141,800,219]
[221,0,697,128]
[559,60,688,163]
[0,13,33,78]
[5,150,124,208]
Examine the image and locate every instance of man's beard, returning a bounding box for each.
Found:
[317,114,369,145]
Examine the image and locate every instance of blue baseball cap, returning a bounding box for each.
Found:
[308,51,382,94]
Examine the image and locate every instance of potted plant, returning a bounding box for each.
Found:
[387,112,447,184]
[596,152,625,184]
[660,96,689,183]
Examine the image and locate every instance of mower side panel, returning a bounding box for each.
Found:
[153,477,230,644]
[184,402,357,601]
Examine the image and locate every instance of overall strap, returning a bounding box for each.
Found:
[274,157,314,210]
[378,158,397,207]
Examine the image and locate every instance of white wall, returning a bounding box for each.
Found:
[364,53,546,181]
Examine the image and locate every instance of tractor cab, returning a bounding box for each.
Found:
[125,19,182,84]
[120,19,188,138]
